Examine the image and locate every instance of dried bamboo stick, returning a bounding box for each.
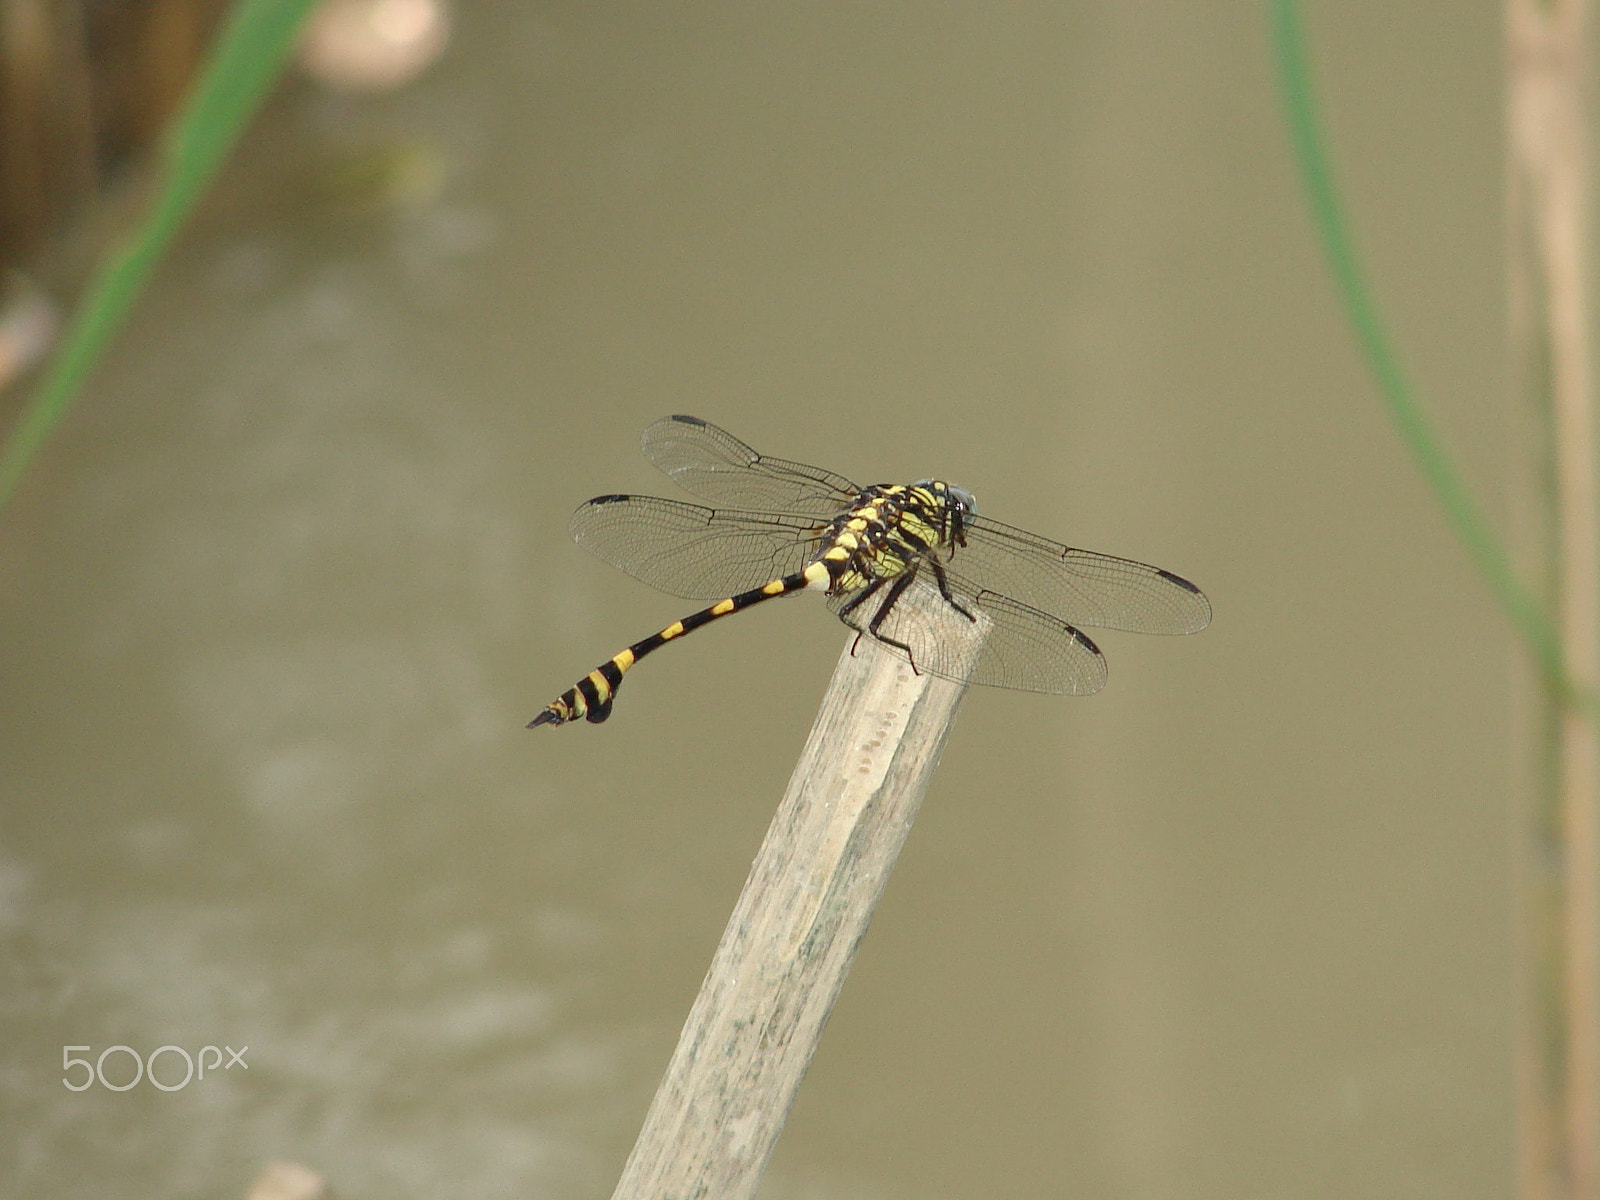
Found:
[610,586,988,1200]
[1508,2,1600,1197]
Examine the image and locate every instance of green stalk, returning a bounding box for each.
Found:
[1268,0,1574,701]
[0,0,321,510]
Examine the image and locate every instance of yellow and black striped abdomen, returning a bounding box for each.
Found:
[528,565,826,727]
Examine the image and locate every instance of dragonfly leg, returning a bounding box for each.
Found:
[865,570,922,673]
[835,574,882,621]
[839,577,886,659]
[927,557,976,622]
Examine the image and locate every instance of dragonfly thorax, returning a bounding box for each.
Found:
[813,482,972,596]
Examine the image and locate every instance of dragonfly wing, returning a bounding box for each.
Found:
[827,579,1108,695]
[640,415,860,516]
[952,513,1211,635]
[569,494,826,600]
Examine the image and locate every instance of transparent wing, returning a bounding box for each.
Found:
[828,580,1108,695]
[639,415,860,516]
[949,513,1211,635]
[569,494,828,600]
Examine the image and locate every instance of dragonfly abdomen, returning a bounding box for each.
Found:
[529,567,821,727]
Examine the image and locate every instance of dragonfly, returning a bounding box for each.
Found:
[530,415,1210,727]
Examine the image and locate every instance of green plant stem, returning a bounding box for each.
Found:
[1269,0,1574,701]
[0,0,321,511]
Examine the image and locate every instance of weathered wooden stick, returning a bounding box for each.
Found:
[611,586,989,1200]
[1508,3,1600,1198]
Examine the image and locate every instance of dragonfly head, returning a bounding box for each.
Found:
[915,480,978,516]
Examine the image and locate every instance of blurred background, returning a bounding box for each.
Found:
[0,1,1514,1197]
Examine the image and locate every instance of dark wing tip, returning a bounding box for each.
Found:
[1155,567,1202,594]
[585,493,633,506]
[1154,568,1213,633]
[1068,626,1102,656]
[666,414,707,426]
[1069,625,1109,695]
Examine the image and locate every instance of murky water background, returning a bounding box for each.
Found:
[1,3,1512,1197]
